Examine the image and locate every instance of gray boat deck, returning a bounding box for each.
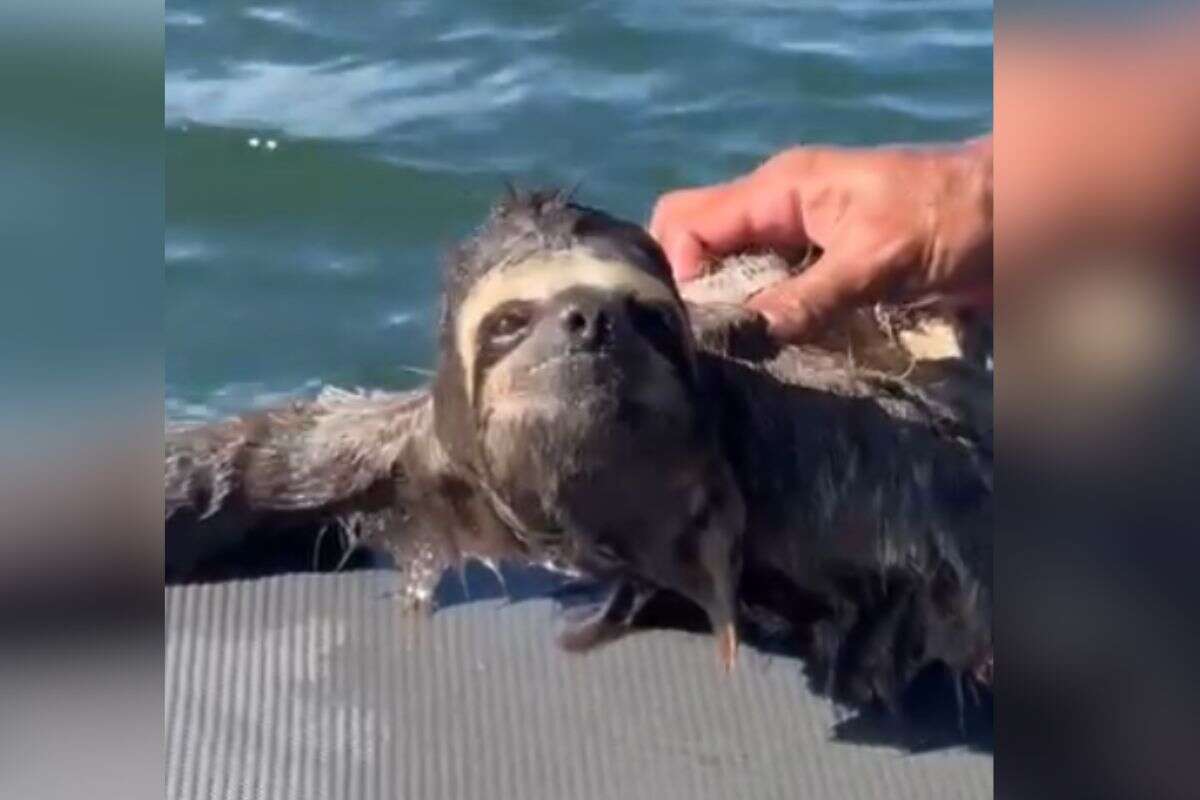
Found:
[166,571,992,800]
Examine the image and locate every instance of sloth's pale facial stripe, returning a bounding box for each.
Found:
[457,251,684,403]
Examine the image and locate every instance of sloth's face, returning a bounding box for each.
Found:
[441,227,744,668]
[457,250,704,538]
[476,281,693,418]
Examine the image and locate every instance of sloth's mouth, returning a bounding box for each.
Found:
[526,349,616,375]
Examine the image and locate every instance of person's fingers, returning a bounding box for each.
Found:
[648,190,694,242]
[647,189,693,242]
[659,228,709,281]
[650,182,760,281]
[649,186,724,248]
[649,189,716,280]
[745,250,877,342]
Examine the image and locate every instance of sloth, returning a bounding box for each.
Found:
[166,189,992,718]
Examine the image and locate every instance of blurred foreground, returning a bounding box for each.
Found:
[996,9,1200,800]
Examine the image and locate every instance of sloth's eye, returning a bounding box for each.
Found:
[489,308,531,340]
[494,313,526,335]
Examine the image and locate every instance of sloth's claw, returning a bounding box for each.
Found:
[556,579,654,652]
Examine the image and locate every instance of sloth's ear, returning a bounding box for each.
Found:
[165,387,438,580]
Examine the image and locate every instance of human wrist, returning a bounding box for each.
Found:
[925,138,994,295]
[963,136,993,205]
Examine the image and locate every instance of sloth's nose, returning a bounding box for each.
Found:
[559,300,612,350]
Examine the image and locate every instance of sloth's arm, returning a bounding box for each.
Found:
[165,387,436,581]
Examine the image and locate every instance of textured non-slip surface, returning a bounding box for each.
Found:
[165,571,993,800]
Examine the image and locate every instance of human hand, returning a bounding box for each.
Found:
[649,140,993,342]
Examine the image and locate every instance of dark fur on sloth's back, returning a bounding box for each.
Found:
[165,189,992,742]
[696,339,992,732]
[460,192,995,733]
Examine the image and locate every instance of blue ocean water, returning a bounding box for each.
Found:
[166,0,992,419]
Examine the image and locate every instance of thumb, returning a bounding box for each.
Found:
[745,250,877,343]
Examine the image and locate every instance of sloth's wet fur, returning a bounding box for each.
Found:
[166,188,992,748]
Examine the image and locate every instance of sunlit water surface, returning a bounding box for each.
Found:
[166,0,992,419]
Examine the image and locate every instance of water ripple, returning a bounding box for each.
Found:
[166,0,992,412]
[165,237,215,264]
[166,57,489,139]
[437,22,564,44]
[243,6,310,33]
[166,10,205,28]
